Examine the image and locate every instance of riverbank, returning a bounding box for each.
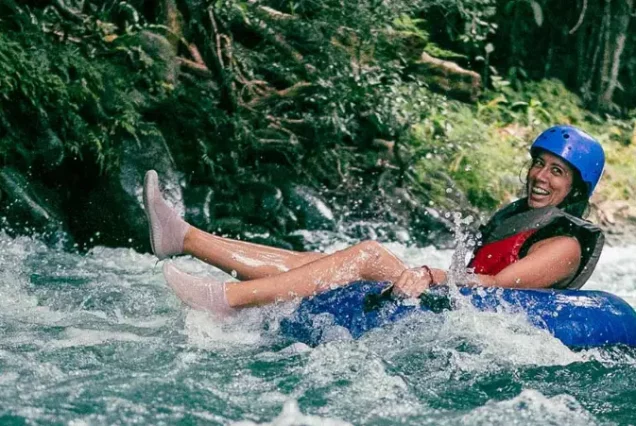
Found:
[0,3,634,252]
[593,201,636,247]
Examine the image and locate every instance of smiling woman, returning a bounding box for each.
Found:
[527,153,574,209]
[142,125,606,317]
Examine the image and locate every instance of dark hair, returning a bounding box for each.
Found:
[558,169,589,218]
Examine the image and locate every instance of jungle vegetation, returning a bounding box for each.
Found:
[0,0,634,241]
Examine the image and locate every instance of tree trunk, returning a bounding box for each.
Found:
[160,0,184,50]
[597,0,633,110]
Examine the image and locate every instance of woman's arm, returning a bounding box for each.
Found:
[392,235,581,298]
[473,236,581,288]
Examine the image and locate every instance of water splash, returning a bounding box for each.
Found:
[232,400,351,426]
[458,389,598,426]
[0,230,634,425]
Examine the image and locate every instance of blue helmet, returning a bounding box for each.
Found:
[530,125,605,197]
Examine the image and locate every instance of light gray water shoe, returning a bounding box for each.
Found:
[163,262,235,317]
[143,170,190,260]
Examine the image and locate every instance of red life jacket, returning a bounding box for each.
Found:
[468,229,536,275]
[462,198,604,289]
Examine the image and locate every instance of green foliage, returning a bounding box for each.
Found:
[0,29,102,166]
[408,94,526,211]
[576,118,636,202]
[170,0,440,191]
[500,79,586,125]
[0,5,180,173]
[407,78,636,211]
[474,79,585,128]
[0,0,633,225]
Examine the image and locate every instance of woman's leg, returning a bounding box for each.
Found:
[163,240,407,314]
[184,228,326,280]
[144,170,324,279]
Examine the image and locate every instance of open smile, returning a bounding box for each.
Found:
[530,186,550,196]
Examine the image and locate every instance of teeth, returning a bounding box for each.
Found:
[532,187,549,195]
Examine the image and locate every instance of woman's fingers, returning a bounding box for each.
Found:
[395,275,415,298]
[405,277,415,296]
[407,277,415,295]
[393,269,434,298]
[393,272,409,298]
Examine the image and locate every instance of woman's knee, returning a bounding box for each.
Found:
[352,240,387,259]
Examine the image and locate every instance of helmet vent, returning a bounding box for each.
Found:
[563,133,570,139]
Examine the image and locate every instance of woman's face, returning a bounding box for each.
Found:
[527,151,574,209]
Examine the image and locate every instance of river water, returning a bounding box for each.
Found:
[1,230,635,425]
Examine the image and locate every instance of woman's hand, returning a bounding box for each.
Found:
[392,267,435,299]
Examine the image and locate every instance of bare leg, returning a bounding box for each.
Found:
[163,240,408,314]
[184,228,326,280]
[144,170,324,279]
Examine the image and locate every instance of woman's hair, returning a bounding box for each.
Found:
[558,169,589,218]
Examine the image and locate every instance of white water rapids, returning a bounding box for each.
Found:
[0,231,635,425]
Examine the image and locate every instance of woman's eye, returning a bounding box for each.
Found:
[551,167,563,175]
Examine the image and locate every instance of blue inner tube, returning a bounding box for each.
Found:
[279,282,636,348]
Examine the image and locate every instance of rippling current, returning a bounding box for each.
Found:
[1,230,636,425]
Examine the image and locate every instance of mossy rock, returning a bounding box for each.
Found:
[69,123,182,251]
[283,185,336,231]
[0,167,71,247]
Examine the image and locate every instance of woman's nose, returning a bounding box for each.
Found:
[534,166,550,181]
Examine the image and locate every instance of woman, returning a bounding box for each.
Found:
[144,125,605,317]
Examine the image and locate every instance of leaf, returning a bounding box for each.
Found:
[486,95,508,108]
[530,0,543,27]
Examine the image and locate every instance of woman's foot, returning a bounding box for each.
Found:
[143,170,190,260]
[163,263,235,317]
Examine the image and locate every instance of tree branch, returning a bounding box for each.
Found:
[188,43,205,66]
[247,0,295,20]
[569,0,588,34]
[413,52,482,102]
[52,0,84,23]
[177,57,213,78]
[208,7,225,69]
[248,81,311,108]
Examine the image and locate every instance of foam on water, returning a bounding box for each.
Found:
[586,244,636,304]
[1,229,636,424]
[45,328,153,349]
[182,309,265,348]
[457,389,598,426]
[232,400,352,426]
